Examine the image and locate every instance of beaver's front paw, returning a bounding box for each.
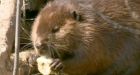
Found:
[50,59,63,71]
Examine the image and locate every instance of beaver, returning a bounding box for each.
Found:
[31,0,140,75]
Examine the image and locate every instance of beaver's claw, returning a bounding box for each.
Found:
[50,59,63,71]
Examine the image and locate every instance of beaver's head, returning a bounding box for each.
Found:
[31,0,86,59]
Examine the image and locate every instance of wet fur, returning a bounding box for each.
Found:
[31,0,140,75]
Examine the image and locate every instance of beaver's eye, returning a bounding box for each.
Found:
[52,26,60,33]
[72,11,83,21]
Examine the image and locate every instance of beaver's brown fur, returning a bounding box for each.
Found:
[31,0,140,75]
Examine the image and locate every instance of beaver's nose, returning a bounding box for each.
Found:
[35,43,47,50]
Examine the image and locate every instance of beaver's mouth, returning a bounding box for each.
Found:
[37,44,60,59]
[36,43,75,60]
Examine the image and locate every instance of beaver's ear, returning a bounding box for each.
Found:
[71,11,83,21]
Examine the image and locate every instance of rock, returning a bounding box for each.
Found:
[0,0,16,75]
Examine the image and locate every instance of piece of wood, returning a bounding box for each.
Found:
[10,50,39,75]
[36,56,53,75]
